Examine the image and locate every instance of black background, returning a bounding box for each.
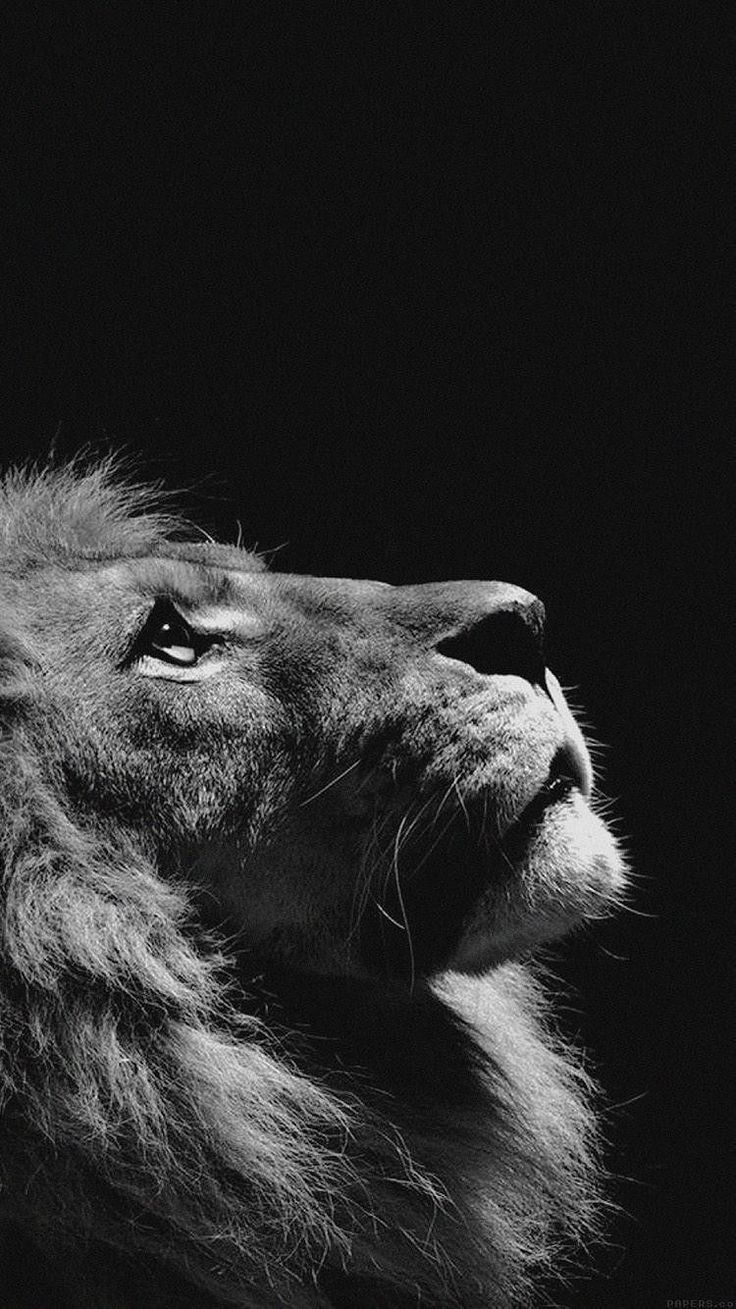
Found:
[3,5,731,1305]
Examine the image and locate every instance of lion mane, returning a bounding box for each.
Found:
[0,458,624,1308]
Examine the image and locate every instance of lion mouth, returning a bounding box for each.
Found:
[360,747,590,980]
[506,773,575,841]
[358,753,581,979]
[501,746,584,846]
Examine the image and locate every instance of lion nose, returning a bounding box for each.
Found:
[430,583,546,685]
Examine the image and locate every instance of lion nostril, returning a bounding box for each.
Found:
[436,611,545,685]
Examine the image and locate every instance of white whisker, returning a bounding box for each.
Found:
[299,759,361,805]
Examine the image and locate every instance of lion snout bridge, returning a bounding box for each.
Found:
[397,581,546,685]
[276,575,546,684]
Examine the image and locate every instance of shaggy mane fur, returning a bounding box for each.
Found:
[0,459,606,1308]
[0,454,264,575]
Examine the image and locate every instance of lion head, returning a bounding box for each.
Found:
[0,458,625,1307]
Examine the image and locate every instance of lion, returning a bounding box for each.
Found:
[0,457,625,1308]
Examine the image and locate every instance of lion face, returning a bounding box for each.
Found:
[14,540,623,982]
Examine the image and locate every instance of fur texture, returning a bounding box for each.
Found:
[0,458,624,1307]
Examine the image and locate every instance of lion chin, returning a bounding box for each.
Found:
[449,787,626,971]
[0,457,628,1309]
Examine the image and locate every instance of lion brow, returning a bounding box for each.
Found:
[117,558,247,608]
[154,542,266,573]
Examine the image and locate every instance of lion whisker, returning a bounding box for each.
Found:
[452,774,471,833]
[345,803,399,945]
[391,812,416,991]
[404,808,462,880]
[299,758,361,805]
[373,901,406,932]
[431,777,460,825]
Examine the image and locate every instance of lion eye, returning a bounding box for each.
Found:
[139,602,206,667]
